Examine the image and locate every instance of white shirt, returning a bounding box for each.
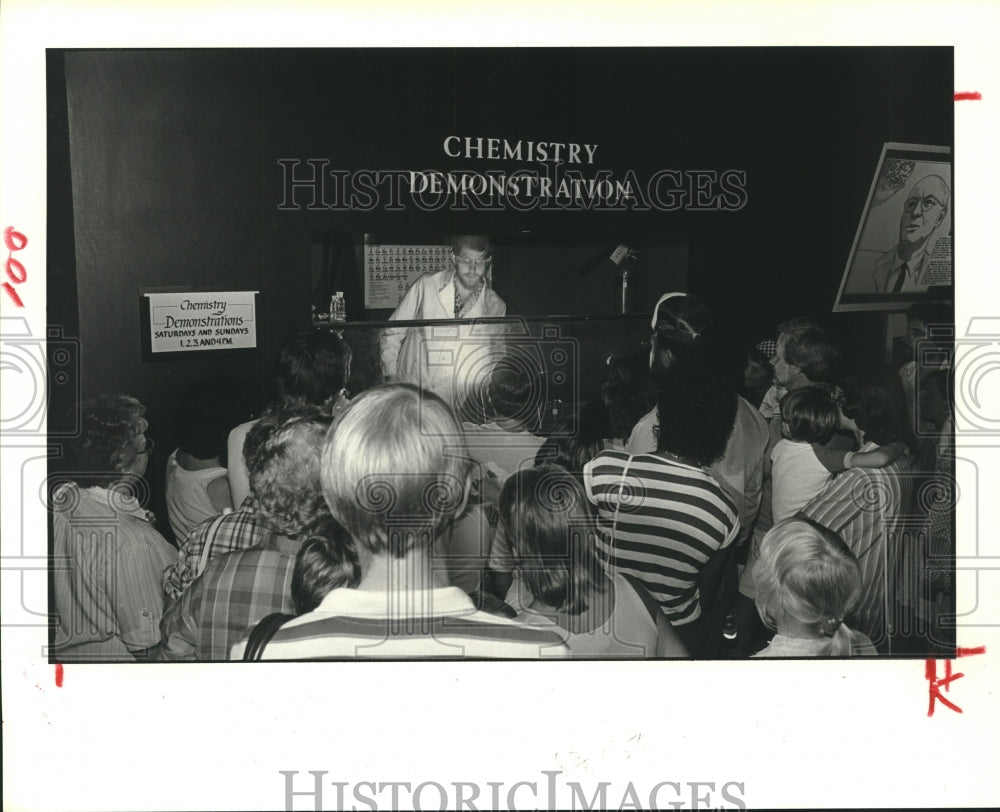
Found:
[770,439,833,523]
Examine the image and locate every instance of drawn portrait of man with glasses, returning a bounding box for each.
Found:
[835,148,954,310]
[870,174,951,293]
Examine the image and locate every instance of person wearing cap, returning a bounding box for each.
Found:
[625,293,769,551]
[742,339,775,410]
[380,234,507,409]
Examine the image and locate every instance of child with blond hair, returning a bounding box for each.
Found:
[753,518,877,657]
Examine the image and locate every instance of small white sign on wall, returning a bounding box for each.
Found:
[145,290,259,353]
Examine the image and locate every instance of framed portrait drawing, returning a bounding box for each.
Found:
[834,142,952,312]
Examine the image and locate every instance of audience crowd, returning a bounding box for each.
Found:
[50,295,955,660]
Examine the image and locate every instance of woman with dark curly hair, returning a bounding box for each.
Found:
[625,295,769,557]
[51,393,177,661]
[585,294,741,656]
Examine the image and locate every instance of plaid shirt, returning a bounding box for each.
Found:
[162,497,270,601]
[158,546,295,661]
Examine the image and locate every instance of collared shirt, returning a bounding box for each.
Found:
[162,497,269,601]
[752,629,877,658]
[231,584,568,659]
[757,385,787,421]
[159,547,295,661]
[454,280,484,318]
[379,269,507,408]
[52,482,177,661]
[883,250,929,293]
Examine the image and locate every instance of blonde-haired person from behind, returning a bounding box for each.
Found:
[752,518,877,657]
[241,383,568,659]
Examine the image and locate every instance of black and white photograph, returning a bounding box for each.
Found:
[2,2,999,810]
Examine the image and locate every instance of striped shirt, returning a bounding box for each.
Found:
[231,586,569,660]
[583,450,739,626]
[52,483,177,662]
[625,397,769,544]
[158,547,295,661]
[162,497,269,601]
[800,446,913,645]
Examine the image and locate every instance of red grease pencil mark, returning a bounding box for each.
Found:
[54,664,64,688]
[2,226,28,307]
[925,646,985,716]
[954,91,982,101]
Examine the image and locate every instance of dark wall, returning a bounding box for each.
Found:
[58,47,954,387]
[60,50,267,535]
[255,47,953,343]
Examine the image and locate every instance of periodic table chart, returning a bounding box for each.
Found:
[363,239,452,309]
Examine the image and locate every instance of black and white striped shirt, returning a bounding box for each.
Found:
[584,450,739,626]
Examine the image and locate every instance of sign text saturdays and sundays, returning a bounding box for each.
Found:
[146,291,258,353]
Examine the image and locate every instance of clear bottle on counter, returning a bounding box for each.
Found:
[330,292,347,322]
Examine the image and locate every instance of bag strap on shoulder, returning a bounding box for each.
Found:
[610,454,633,540]
[243,612,295,661]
